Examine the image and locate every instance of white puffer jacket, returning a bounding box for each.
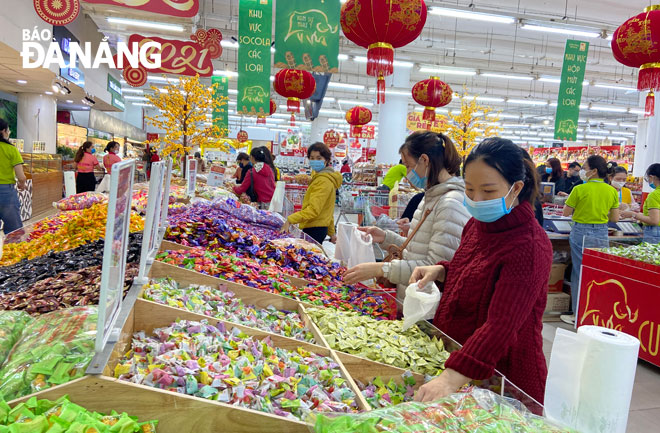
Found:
[382,177,471,302]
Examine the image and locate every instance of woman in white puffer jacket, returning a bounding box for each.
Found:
[344,132,471,303]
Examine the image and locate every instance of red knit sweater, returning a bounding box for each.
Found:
[433,201,552,404]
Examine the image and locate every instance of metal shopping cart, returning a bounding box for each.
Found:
[338,188,364,224]
[361,190,392,226]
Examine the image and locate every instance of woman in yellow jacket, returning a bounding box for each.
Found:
[281,142,343,244]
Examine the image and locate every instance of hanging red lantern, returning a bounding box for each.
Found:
[412,77,453,122]
[237,130,249,143]
[346,106,373,134]
[273,69,316,126]
[257,99,277,125]
[612,6,660,116]
[341,0,427,104]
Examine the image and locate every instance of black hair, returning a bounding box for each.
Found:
[646,163,660,181]
[194,152,201,158]
[250,146,277,181]
[0,119,9,144]
[104,141,119,153]
[613,166,628,176]
[585,155,609,178]
[547,158,564,182]
[74,141,94,163]
[465,137,539,204]
[537,164,547,177]
[568,161,581,170]
[401,131,462,188]
[307,142,332,165]
[236,152,249,162]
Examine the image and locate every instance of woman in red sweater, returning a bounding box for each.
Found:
[411,137,552,405]
[233,146,276,208]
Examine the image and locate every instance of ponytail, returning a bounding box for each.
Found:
[250,146,277,181]
[587,155,609,178]
[74,141,93,163]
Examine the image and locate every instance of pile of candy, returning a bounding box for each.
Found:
[0,396,158,433]
[114,320,358,421]
[53,192,107,211]
[132,189,149,214]
[600,242,660,266]
[0,203,144,266]
[196,185,236,201]
[23,210,83,241]
[0,307,97,400]
[0,311,32,364]
[156,249,395,319]
[358,374,417,409]
[0,264,138,315]
[142,278,314,342]
[0,233,143,292]
[313,388,577,433]
[308,308,448,376]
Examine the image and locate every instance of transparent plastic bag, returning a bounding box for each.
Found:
[310,387,577,433]
[0,306,98,400]
[53,192,108,211]
[347,227,376,269]
[0,311,32,365]
[402,282,441,331]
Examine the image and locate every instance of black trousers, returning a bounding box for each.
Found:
[303,226,328,245]
[76,172,97,194]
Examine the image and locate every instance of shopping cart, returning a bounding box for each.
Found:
[361,190,391,226]
[338,189,364,224]
[284,184,307,213]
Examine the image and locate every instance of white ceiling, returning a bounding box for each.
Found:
[85,0,653,144]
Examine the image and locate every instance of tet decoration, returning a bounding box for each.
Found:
[612,6,660,116]
[237,130,249,143]
[117,29,223,87]
[412,77,453,122]
[273,69,317,126]
[346,105,372,135]
[82,0,199,18]
[257,99,277,125]
[34,0,80,26]
[340,0,428,103]
[323,129,342,147]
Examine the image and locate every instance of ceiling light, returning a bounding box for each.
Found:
[539,76,589,85]
[338,99,374,107]
[429,7,515,24]
[489,113,522,119]
[476,96,505,102]
[328,118,345,123]
[520,23,601,39]
[610,131,636,136]
[66,99,73,103]
[585,135,606,140]
[148,75,179,84]
[125,96,149,101]
[419,66,477,76]
[107,17,184,32]
[328,82,365,91]
[132,103,154,107]
[337,54,349,61]
[121,88,144,94]
[620,123,637,128]
[228,101,237,106]
[52,82,61,92]
[629,108,645,115]
[17,80,27,84]
[228,89,238,95]
[319,108,344,116]
[323,97,336,103]
[367,88,410,97]
[481,72,534,81]
[45,91,53,95]
[213,70,239,78]
[221,40,239,49]
[507,99,548,106]
[594,83,637,92]
[589,105,628,113]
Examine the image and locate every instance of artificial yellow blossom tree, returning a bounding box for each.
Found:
[446,90,501,159]
[144,75,230,164]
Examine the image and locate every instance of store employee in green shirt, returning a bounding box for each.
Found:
[622,163,660,244]
[378,160,408,191]
[560,155,619,325]
[0,119,27,234]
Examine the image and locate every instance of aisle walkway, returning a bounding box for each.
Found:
[542,323,660,432]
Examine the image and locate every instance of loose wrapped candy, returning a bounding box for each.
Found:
[600,242,660,266]
[0,306,98,400]
[0,311,32,364]
[358,373,417,409]
[307,308,448,376]
[142,278,314,342]
[53,192,107,211]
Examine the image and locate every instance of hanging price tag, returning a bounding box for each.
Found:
[187,157,197,197]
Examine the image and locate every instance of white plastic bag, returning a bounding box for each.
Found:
[402,282,441,331]
[269,181,286,213]
[335,222,357,264]
[347,227,376,270]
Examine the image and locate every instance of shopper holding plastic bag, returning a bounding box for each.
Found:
[343,132,470,304]
[409,138,552,405]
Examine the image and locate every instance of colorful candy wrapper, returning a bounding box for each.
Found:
[0,311,32,365]
[357,373,418,409]
[53,192,108,211]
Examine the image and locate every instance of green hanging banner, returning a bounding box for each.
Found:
[212,76,229,137]
[237,0,272,116]
[554,39,589,142]
[274,0,340,73]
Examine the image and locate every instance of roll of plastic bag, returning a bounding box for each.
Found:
[544,325,639,433]
[335,222,358,264]
[402,282,441,331]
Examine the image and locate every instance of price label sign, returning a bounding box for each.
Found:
[187,158,197,197]
[96,159,135,352]
[136,161,165,284]
[207,165,226,187]
[160,158,173,231]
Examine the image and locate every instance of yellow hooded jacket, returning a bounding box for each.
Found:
[287,167,343,236]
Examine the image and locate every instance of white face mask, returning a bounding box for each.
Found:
[579,169,590,181]
[611,180,626,189]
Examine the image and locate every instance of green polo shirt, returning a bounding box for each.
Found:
[565,178,619,224]
[0,141,23,185]
[382,164,408,189]
[643,188,660,226]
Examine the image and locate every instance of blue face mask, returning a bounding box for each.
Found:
[90,148,96,154]
[463,184,516,223]
[651,182,657,190]
[310,160,326,172]
[406,161,427,190]
[545,167,552,174]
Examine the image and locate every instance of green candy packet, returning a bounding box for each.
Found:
[0,312,32,366]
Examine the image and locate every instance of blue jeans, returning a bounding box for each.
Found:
[643,225,660,244]
[0,184,22,234]
[569,223,609,313]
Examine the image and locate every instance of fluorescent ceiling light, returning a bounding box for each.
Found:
[228,101,237,106]
[476,96,505,102]
[481,72,534,81]
[610,131,636,136]
[355,56,413,68]
[502,123,531,128]
[221,40,239,49]
[132,102,154,107]
[585,135,606,140]
[319,108,344,116]
[507,99,548,106]
[538,132,555,137]
[228,89,238,95]
[214,70,239,78]
[338,99,373,107]
[585,129,609,135]
[539,77,589,85]
[148,75,179,84]
[489,113,522,119]
[602,122,618,127]
[337,54,349,61]
[419,66,476,76]
[429,7,515,24]
[17,80,27,84]
[125,96,149,101]
[107,17,184,32]
[629,108,645,115]
[323,97,336,103]
[520,23,601,39]
[368,88,410,97]
[589,105,628,113]
[121,88,143,94]
[45,91,53,95]
[328,82,365,91]
[594,83,637,92]
[619,123,637,128]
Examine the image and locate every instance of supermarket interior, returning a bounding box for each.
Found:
[0,0,660,432]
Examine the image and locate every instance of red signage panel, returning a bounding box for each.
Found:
[83,0,199,17]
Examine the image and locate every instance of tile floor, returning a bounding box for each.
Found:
[543,322,660,432]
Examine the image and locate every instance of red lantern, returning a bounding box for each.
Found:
[257,99,277,125]
[346,106,373,134]
[412,77,453,122]
[237,130,248,143]
[341,0,427,103]
[273,69,316,126]
[612,6,660,116]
